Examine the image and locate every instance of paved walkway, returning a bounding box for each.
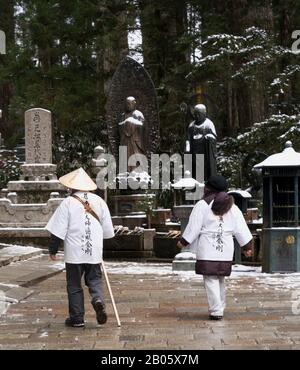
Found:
[0,244,64,304]
[1,257,300,350]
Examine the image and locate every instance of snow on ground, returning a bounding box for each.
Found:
[0,290,9,316]
[105,262,260,277]
[46,253,66,271]
[105,262,300,292]
[231,264,300,291]
[106,262,173,276]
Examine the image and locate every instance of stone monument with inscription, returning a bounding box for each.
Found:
[21,108,57,181]
[0,108,66,246]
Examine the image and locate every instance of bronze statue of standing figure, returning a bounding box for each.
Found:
[118,96,145,172]
[106,57,160,175]
[186,104,217,181]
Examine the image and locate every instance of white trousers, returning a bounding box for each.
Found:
[203,275,226,316]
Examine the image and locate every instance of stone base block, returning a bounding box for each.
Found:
[172,251,196,271]
[7,180,66,203]
[0,197,63,227]
[172,260,196,271]
[20,163,58,181]
[0,228,51,248]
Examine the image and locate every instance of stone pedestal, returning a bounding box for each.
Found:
[0,197,62,228]
[143,229,156,251]
[90,145,157,258]
[7,178,66,204]
[172,204,196,271]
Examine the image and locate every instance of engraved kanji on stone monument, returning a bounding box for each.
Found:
[25,108,52,164]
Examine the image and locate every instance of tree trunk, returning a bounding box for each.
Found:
[244,0,274,124]
[139,0,190,152]
[0,0,15,141]
[100,1,129,96]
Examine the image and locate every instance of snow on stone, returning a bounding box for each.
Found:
[255,142,300,168]
[174,252,196,260]
[0,283,19,289]
[228,189,252,198]
[48,261,65,270]
[39,331,48,338]
[0,244,42,255]
[47,253,65,271]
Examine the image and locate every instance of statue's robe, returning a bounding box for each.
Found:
[118,109,145,171]
[187,118,217,180]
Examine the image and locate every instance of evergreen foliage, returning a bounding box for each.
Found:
[0,1,299,189]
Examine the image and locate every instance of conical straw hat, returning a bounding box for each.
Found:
[59,168,97,191]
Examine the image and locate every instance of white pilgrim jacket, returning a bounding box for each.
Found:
[182,199,252,261]
[46,191,114,264]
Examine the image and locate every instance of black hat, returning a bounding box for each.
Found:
[205,175,228,192]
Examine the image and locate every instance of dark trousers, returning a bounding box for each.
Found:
[65,263,104,321]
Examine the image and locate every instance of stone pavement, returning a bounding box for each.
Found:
[1,260,300,350]
[0,244,64,304]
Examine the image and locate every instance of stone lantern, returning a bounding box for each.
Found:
[254,141,300,272]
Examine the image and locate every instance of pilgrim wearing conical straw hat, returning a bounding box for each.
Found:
[59,167,97,191]
[46,167,114,328]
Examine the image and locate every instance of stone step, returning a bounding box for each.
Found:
[0,253,65,305]
[0,244,43,267]
[1,286,34,303]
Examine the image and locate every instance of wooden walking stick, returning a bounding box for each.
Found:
[70,196,120,326]
[101,260,121,327]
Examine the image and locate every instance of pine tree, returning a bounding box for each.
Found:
[2,0,132,145]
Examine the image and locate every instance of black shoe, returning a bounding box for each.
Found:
[92,300,107,325]
[209,315,223,321]
[65,317,85,328]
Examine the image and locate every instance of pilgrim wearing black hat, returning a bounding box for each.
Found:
[177,175,253,320]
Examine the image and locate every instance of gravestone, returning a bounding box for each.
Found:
[20,108,57,182]
[0,108,66,246]
[25,108,52,164]
[3,107,65,205]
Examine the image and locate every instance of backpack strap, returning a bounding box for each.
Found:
[71,194,102,225]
